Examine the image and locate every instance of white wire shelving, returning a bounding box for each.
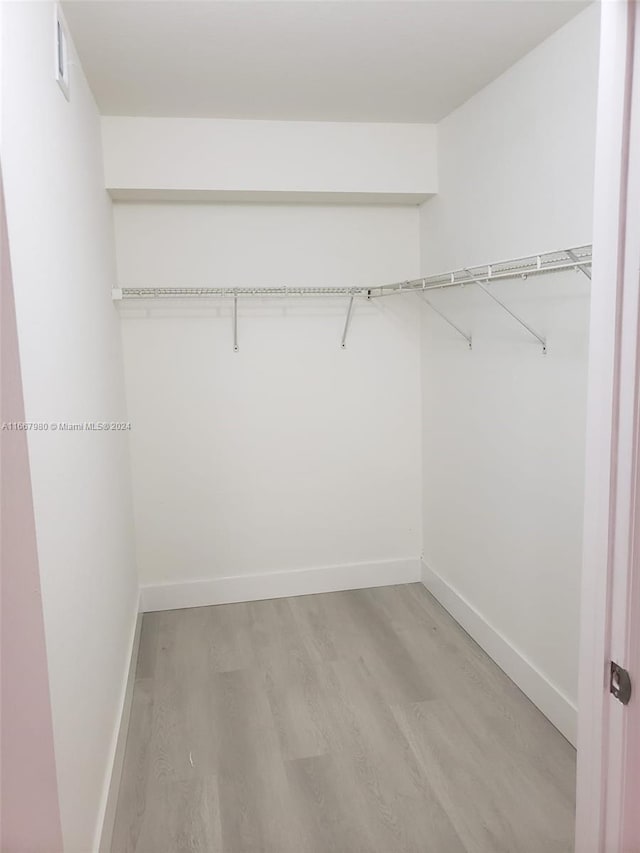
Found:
[113,244,592,353]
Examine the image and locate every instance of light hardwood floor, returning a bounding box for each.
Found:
[111,584,576,853]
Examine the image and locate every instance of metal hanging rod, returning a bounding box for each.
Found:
[112,245,592,303]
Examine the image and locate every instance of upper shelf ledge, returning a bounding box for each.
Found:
[101,117,438,204]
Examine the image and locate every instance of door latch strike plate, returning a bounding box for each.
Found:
[610,661,632,705]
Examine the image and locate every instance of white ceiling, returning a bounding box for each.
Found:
[62,1,590,123]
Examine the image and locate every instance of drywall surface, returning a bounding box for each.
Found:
[101,116,437,202]
[115,202,422,588]
[1,4,138,850]
[419,4,598,723]
[1,164,63,851]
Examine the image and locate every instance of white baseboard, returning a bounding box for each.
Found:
[421,561,577,746]
[96,597,143,853]
[141,558,421,613]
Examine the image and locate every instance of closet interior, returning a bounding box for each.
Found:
[1,2,603,852]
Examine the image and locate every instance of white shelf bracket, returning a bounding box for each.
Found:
[565,248,592,280]
[233,293,239,352]
[464,269,547,354]
[419,293,472,349]
[341,293,355,349]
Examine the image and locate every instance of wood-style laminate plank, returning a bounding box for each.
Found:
[262,655,332,761]
[284,753,381,853]
[392,698,574,853]
[134,617,159,681]
[126,775,222,853]
[209,668,304,853]
[110,679,155,853]
[313,657,467,852]
[292,587,437,704]
[111,584,576,853]
[385,585,576,806]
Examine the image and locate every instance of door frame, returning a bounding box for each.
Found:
[575,2,640,850]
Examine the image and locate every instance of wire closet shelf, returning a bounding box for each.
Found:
[113,246,592,301]
[113,244,592,353]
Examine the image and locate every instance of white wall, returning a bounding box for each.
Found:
[114,203,422,594]
[419,5,599,743]
[102,116,437,204]
[1,4,138,850]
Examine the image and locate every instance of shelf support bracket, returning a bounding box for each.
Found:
[341,293,355,349]
[419,293,472,349]
[233,293,239,352]
[565,248,592,280]
[464,269,547,354]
